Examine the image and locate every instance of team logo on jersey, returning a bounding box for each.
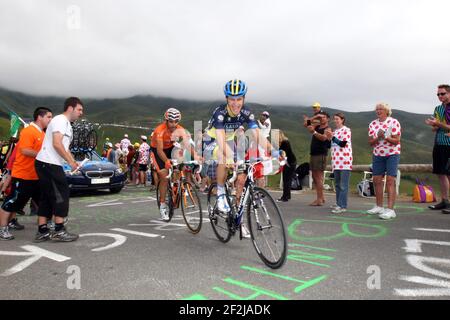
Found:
[217,115,224,122]
[249,114,255,121]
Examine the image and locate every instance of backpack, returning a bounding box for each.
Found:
[357,179,375,197]
[295,162,310,180]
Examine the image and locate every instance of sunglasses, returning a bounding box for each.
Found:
[437,92,447,97]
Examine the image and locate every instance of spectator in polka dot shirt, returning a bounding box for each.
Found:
[330,113,352,214]
[367,103,402,220]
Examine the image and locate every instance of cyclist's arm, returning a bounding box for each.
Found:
[181,132,202,161]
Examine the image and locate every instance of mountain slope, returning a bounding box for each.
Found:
[0,87,435,165]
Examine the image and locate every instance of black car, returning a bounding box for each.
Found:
[64,150,126,193]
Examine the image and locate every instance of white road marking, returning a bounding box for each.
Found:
[87,199,123,207]
[79,233,127,252]
[403,239,450,253]
[110,228,161,238]
[395,276,450,297]
[414,228,450,233]
[0,245,71,277]
[404,255,450,280]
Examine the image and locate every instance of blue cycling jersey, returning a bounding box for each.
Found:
[209,104,258,132]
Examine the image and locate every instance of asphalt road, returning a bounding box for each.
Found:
[1,185,449,300]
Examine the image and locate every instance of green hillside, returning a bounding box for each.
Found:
[0,86,435,166]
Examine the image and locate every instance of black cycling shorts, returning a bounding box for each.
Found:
[150,147,174,171]
[1,178,40,213]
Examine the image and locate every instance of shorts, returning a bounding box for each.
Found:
[150,147,174,172]
[1,178,40,213]
[138,164,148,172]
[35,160,70,219]
[432,145,450,175]
[372,154,400,177]
[310,155,327,171]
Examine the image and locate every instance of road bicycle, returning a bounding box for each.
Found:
[156,160,203,234]
[207,158,287,269]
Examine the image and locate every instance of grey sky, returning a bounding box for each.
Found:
[0,0,449,114]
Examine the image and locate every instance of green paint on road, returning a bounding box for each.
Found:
[213,278,289,300]
[287,249,334,267]
[288,218,388,242]
[240,266,328,293]
[288,243,337,252]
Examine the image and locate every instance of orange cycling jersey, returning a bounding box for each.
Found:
[150,122,185,150]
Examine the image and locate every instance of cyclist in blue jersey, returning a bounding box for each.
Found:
[209,80,278,237]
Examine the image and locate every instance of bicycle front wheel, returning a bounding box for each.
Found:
[207,183,232,243]
[247,187,287,269]
[180,181,202,234]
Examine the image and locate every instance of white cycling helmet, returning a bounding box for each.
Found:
[164,108,181,122]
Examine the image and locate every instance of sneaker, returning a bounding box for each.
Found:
[330,204,339,209]
[34,230,51,242]
[367,206,384,215]
[217,194,231,213]
[332,207,347,214]
[50,229,79,242]
[379,208,396,220]
[241,224,251,239]
[276,197,288,202]
[429,200,450,210]
[159,204,170,221]
[8,219,25,230]
[0,227,14,240]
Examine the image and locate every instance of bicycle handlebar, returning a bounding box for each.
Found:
[166,160,202,180]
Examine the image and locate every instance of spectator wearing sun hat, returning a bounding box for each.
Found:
[257,111,272,139]
[303,102,323,128]
[120,134,131,155]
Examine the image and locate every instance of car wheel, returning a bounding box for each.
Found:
[110,187,123,194]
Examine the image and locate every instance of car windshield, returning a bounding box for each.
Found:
[72,151,103,162]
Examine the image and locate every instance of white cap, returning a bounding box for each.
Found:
[124,134,128,138]
[262,111,270,117]
[141,135,147,141]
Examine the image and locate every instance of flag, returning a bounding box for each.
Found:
[10,111,21,138]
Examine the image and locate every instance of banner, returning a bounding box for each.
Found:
[10,111,21,138]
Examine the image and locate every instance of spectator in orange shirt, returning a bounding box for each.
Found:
[0,107,53,241]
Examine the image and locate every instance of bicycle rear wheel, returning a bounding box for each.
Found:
[156,180,174,222]
[247,187,287,269]
[207,183,232,243]
[180,181,202,234]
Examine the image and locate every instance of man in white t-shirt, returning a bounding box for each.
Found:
[34,97,83,242]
